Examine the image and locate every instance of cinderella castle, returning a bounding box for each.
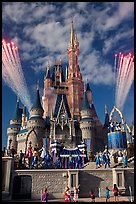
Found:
[6,22,107,156]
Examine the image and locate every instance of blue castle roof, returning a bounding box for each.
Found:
[23,106,26,114]
[104,113,110,128]
[18,129,28,134]
[31,89,43,110]
[29,116,45,122]
[46,68,51,79]
[80,117,93,122]
[12,100,23,120]
[82,91,90,110]
[53,94,71,118]
[9,124,21,128]
[86,82,91,92]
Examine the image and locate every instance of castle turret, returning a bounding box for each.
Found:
[21,106,27,129]
[27,86,45,148]
[42,60,53,117]
[7,98,22,151]
[86,82,92,105]
[67,21,83,119]
[104,105,110,128]
[80,87,95,153]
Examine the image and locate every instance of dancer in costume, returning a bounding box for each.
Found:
[64,186,71,202]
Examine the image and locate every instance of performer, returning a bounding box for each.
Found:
[118,150,123,165]
[10,146,16,158]
[26,143,33,169]
[32,147,39,169]
[55,155,61,168]
[68,155,73,169]
[89,190,95,202]
[64,186,71,202]
[112,184,119,202]
[95,152,100,168]
[75,154,82,169]
[73,185,80,202]
[99,151,103,166]
[39,145,47,167]
[123,151,127,168]
[109,121,115,132]
[103,152,110,168]
[45,152,52,169]
[41,187,48,202]
[105,186,110,202]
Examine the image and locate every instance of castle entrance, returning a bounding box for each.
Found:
[12,175,32,200]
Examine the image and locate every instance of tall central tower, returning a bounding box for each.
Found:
[67,21,83,120]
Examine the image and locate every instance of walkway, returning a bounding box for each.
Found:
[4,196,132,202]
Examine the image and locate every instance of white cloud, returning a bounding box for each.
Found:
[2,2,134,87]
[103,28,134,54]
[79,51,114,85]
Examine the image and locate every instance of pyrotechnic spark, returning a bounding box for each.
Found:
[2,40,32,111]
[114,52,134,110]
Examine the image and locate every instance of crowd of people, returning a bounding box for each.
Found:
[3,142,128,170]
[5,142,84,169]
[93,147,128,169]
[41,183,119,202]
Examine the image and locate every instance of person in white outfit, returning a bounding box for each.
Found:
[39,145,47,166]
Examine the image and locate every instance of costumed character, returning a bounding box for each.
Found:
[118,150,123,165]
[26,143,33,168]
[103,152,110,168]
[39,145,47,167]
[64,186,71,202]
[10,146,16,158]
[115,122,121,131]
[41,187,48,202]
[55,155,61,169]
[75,154,82,169]
[99,151,103,166]
[45,152,52,169]
[109,122,115,132]
[73,186,80,202]
[32,148,39,168]
[95,152,100,168]
[68,155,73,169]
[123,150,127,168]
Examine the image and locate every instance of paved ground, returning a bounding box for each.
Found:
[3,195,133,202]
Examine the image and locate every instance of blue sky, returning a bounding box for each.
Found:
[2,2,134,149]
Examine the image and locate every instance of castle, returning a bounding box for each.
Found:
[7,22,107,155]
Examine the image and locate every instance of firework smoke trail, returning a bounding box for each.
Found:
[113,54,117,102]
[120,61,134,109]
[115,53,134,110]
[2,40,32,111]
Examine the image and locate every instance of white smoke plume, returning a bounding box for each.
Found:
[2,40,32,111]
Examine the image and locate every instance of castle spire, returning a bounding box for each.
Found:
[17,95,19,102]
[47,58,50,70]
[69,20,75,48]
[37,79,39,90]
[54,57,57,66]
[104,104,110,128]
[84,80,86,92]
[45,59,51,79]
[59,54,62,66]
[105,104,108,114]
[65,66,68,80]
